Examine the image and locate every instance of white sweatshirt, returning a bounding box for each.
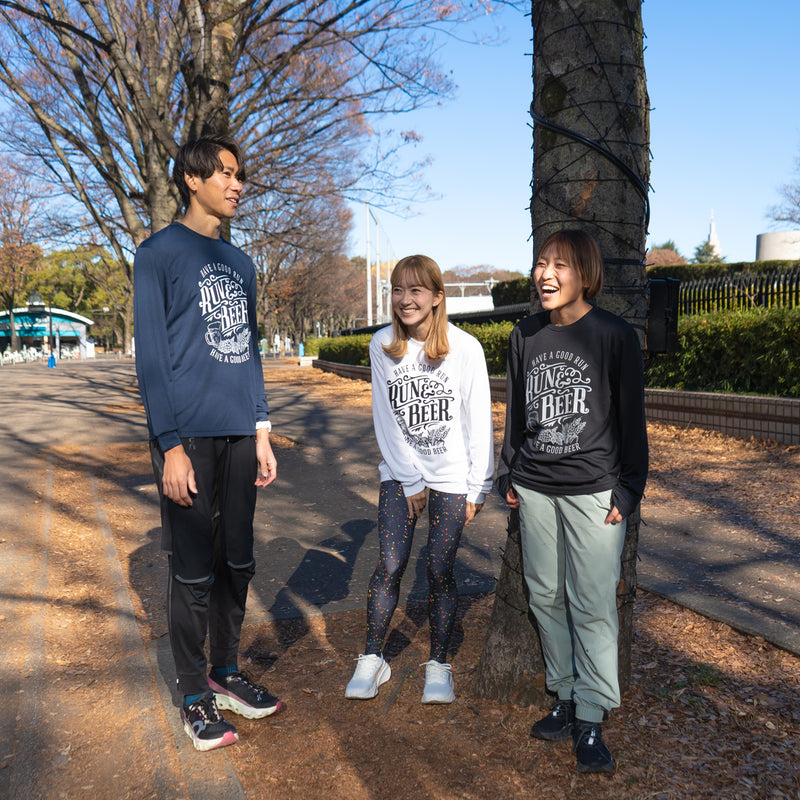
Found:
[370,323,495,504]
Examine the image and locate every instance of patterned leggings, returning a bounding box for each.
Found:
[365,481,466,662]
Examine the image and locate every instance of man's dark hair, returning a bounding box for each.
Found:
[173,135,245,210]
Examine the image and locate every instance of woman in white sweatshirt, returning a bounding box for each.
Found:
[344,254,494,704]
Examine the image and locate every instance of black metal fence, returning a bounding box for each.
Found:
[681,269,800,315]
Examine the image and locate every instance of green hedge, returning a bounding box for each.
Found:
[310,322,516,375]
[301,336,321,356]
[316,333,372,366]
[646,307,800,397]
[455,321,515,375]
[647,260,799,282]
[492,276,531,306]
[312,308,800,398]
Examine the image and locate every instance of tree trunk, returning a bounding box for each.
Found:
[471,509,547,704]
[473,0,649,704]
[9,308,18,352]
[122,304,134,356]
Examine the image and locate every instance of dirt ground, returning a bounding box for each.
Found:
[43,366,800,799]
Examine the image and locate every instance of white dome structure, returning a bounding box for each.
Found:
[755,231,800,261]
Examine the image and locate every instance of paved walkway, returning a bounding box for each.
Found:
[0,358,798,798]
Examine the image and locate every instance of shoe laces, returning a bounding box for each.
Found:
[189,695,223,723]
[420,660,452,677]
[230,671,268,700]
[551,699,573,719]
[353,653,382,675]
[574,722,602,747]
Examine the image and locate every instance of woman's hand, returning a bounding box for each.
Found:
[406,489,428,519]
[465,501,484,525]
[505,485,520,510]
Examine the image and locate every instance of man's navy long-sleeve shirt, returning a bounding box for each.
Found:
[133,223,269,452]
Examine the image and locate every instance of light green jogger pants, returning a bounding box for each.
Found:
[516,485,626,724]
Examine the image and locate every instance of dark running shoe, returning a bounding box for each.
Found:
[530,698,575,741]
[208,671,284,719]
[181,692,238,752]
[573,720,615,773]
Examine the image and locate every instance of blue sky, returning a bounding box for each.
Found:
[351,1,800,273]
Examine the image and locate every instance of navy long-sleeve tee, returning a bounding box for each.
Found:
[133,222,269,452]
[496,307,648,518]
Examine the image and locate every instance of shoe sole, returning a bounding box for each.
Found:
[213,692,284,719]
[182,719,239,752]
[530,725,573,741]
[344,661,391,699]
[421,693,455,704]
[576,760,616,774]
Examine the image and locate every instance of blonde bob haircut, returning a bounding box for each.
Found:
[537,229,604,300]
[382,254,449,361]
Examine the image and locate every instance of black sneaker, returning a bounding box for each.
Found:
[530,698,575,741]
[181,692,238,752]
[208,670,284,719]
[573,719,615,773]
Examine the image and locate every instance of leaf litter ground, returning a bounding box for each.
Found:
[42,365,799,799]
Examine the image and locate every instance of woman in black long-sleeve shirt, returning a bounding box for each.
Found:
[497,230,648,775]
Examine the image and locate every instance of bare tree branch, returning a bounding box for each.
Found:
[0,0,521,350]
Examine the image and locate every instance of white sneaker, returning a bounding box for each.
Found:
[421,660,455,704]
[345,654,391,699]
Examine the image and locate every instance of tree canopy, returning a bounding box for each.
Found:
[0,0,515,347]
[693,240,725,264]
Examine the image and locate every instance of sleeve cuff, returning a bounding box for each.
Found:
[156,431,182,452]
[402,478,426,498]
[256,420,272,431]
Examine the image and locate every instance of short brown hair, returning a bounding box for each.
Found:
[173,135,245,210]
[537,230,604,300]
[382,254,449,361]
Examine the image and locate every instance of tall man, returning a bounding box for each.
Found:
[134,136,283,751]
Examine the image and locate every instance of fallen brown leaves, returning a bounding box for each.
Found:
[22,361,800,799]
[226,589,799,800]
[231,366,800,800]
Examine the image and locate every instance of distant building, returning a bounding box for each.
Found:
[446,295,494,315]
[708,210,722,259]
[444,280,495,315]
[0,303,94,356]
[755,231,800,261]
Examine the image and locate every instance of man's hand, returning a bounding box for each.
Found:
[604,505,624,525]
[256,428,277,487]
[163,444,196,507]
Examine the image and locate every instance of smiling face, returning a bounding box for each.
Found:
[185,149,243,223]
[391,270,443,342]
[533,243,592,326]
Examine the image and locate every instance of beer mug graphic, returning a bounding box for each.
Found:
[205,321,222,347]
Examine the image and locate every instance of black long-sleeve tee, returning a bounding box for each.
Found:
[496,307,648,518]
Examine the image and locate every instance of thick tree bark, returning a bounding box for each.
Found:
[471,509,547,705]
[473,0,649,704]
